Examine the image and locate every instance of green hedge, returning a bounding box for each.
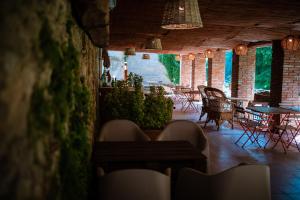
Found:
[159,54,180,84]
[102,75,173,129]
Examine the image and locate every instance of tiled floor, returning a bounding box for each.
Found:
[172,103,300,200]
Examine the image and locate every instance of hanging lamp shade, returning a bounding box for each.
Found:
[234,44,248,56]
[161,0,203,29]
[142,54,150,59]
[175,54,181,61]
[204,49,214,58]
[145,38,162,50]
[188,53,195,60]
[281,35,300,51]
[124,47,136,55]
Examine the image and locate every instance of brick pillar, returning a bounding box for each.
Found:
[207,58,212,87]
[281,49,300,105]
[231,51,239,97]
[194,54,206,88]
[211,50,225,90]
[237,47,256,100]
[180,55,192,87]
[270,40,284,107]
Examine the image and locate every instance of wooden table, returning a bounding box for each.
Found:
[92,141,207,173]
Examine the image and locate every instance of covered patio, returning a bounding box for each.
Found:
[1,0,300,200]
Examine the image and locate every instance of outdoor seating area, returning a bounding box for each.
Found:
[2,0,300,200]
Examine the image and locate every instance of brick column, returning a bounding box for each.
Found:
[194,54,206,88]
[231,51,239,97]
[180,55,192,87]
[211,50,225,90]
[281,49,300,105]
[237,47,256,100]
[270,41,284,107]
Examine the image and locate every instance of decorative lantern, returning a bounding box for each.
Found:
[234,44,248,56]
[145,38,162,50]
[161,0,203,29]
[188,53,195,60]
[142,54,150,59]
[281,35,300,51]
[175,54,181,61]
[204,49,214,58]
[124,48,136,55]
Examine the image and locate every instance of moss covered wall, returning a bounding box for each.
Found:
[0,0,98,199]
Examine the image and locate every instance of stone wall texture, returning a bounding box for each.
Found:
[237,47,256,100]
[0,1,98,199]
[282,50,300,105]
[211,50,225,90]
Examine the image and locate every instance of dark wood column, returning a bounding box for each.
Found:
[231,51,239,97]
[270,40,284,107]
[207,58,212,87]
[191,59,195,90]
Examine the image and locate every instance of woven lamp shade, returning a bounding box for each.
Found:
[124,47,136,55]
[234,44,248,56]
[204,49,214,58]
[142,54,150,59]
[161,0,203,29]
[145,38,162,50]
[281,35,300,51]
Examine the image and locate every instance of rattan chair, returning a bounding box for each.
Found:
[198,85,209,121]
[204,87,234,130]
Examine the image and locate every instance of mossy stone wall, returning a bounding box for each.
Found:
[0,1,98,199]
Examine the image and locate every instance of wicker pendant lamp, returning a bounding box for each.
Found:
[161,0,203,30]
[281,35,300,51]
[142,54,150,59]
[234,44,248,56]
[204,49,214,58]
[145,38,162,50]
[124,47,136,55]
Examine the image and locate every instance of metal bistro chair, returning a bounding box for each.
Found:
[204,87,234,130]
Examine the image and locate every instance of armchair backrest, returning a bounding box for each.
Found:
[98,119,150,141]
[197,85,208,107]
[204,87,226,100]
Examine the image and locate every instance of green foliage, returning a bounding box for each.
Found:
[102,76,173,129]
[159,54,180,84]
[255,47,272,90]
[143,86,173,129]
[225,50,233,84]
[27,18,91,200]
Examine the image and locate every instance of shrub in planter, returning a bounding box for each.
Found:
[143,86,173,129]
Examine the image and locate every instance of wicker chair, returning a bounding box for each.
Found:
[197,85,209,121]
[204,87,234,130]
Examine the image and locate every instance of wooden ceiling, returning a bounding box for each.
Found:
[108,0,300,53]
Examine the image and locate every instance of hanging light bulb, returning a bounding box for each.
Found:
[188,53,195,60]
[175,54,181,61]
[234,44,248,55]
[281,35,300,51]
[204,49,214,58]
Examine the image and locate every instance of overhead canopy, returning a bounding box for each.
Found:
[107,0,300,53]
